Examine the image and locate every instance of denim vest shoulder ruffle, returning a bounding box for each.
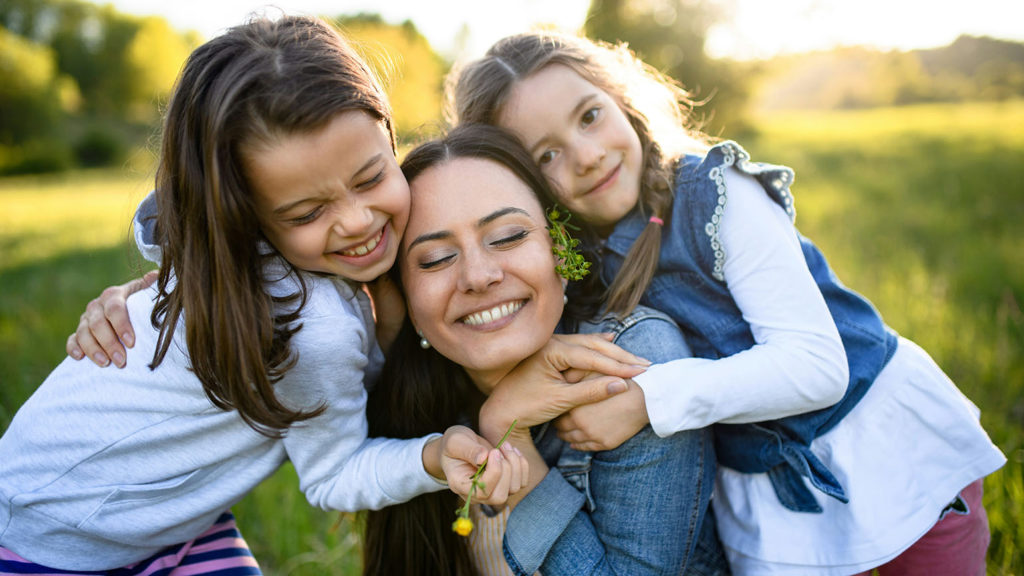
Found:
[599,141,898,512]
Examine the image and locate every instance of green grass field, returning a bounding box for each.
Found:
[2,101,1022,574]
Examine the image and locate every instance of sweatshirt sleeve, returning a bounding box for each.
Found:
[275,281,446,511]
[635,166,849,436]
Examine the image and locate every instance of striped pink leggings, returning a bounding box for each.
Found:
[0,511,261,575]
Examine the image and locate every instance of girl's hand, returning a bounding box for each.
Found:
[478,334,649,442]
[554,380,651,452]
[364,274,406,353]
[546,333,651,383]
[66,270,157,368]
[428,425,529,508]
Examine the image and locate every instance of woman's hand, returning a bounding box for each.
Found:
[478,334,649,442]
[426,425,530,508]
[66,270,157,368]
[554,380,651,452]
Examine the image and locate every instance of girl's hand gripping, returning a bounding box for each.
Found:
[478,333,649,442]
[66,270,158,368]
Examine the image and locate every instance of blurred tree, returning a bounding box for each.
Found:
[0,26,78,173]
[0,27,63,145]
[125,16,197,122]
[336,14,448,143]
[584,0,752,137]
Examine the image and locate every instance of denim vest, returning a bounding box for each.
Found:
[598,141,898,512]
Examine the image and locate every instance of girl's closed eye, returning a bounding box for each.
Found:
[356,168,386,191]
[290,205,323,225]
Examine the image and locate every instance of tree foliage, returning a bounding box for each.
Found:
[584,0,752,136]
[336,14,447,143]
[754,35,1024,111]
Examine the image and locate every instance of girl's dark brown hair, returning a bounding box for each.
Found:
[363,123,578,575]
[448,31,711,317]
[150,15,395,436]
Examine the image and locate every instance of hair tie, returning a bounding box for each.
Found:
[649,216,664,226]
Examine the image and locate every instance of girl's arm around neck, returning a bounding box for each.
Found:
[275,281,446,511]
[635,166,849,435]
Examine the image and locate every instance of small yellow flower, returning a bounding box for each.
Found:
[451,420,518,538]
[452,516,474,536]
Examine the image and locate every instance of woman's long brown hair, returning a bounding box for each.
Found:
[449,31,711,318]
[150,15,395,436]
[363,124,585,575]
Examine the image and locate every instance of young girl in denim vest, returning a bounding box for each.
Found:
[448,32,1007,575]
[1,18,643,573]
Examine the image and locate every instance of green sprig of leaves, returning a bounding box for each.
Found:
[546,206,591,281]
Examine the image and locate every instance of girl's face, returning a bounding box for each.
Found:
[400,156,565,390]
[246,110,409,282]
[498,63,643,232]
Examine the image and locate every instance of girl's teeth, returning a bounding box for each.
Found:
[342,231,381,256]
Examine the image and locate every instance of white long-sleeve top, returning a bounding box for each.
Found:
[635,166,849,434]
[635,165,1005,573]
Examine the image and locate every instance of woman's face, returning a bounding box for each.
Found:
[246,110,409,282]
[400,156,565,389]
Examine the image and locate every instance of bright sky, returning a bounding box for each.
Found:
[105,0,1024,61]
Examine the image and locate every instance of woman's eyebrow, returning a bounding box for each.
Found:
[406,230,452,252]
[479,206,530,227]
[406,206,530,252]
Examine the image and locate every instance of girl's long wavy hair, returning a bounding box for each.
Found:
[448,31,712,317]
[150,15,395,436]
[363,123,596,575]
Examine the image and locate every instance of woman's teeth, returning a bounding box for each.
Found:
[462,301,524,326]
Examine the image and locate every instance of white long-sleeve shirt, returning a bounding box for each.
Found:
[635,166,849,434]
[635,164,1004,573]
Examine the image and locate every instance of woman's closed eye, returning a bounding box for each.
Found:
[418,251,456,270]
[490,229,530,247]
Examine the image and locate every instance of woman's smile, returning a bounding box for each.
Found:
[460,299,527,327]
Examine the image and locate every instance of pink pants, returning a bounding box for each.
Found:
[852,478,990,576]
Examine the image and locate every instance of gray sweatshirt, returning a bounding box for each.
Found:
[0,194,443,569]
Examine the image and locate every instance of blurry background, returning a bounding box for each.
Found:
[1,0,1021,574]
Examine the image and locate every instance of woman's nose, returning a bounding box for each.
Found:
[457,249,503,293]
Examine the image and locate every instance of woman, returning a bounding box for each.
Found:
[362,124,724,576]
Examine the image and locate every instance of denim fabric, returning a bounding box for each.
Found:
[598,141,898,513]
[503,306,726,575]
